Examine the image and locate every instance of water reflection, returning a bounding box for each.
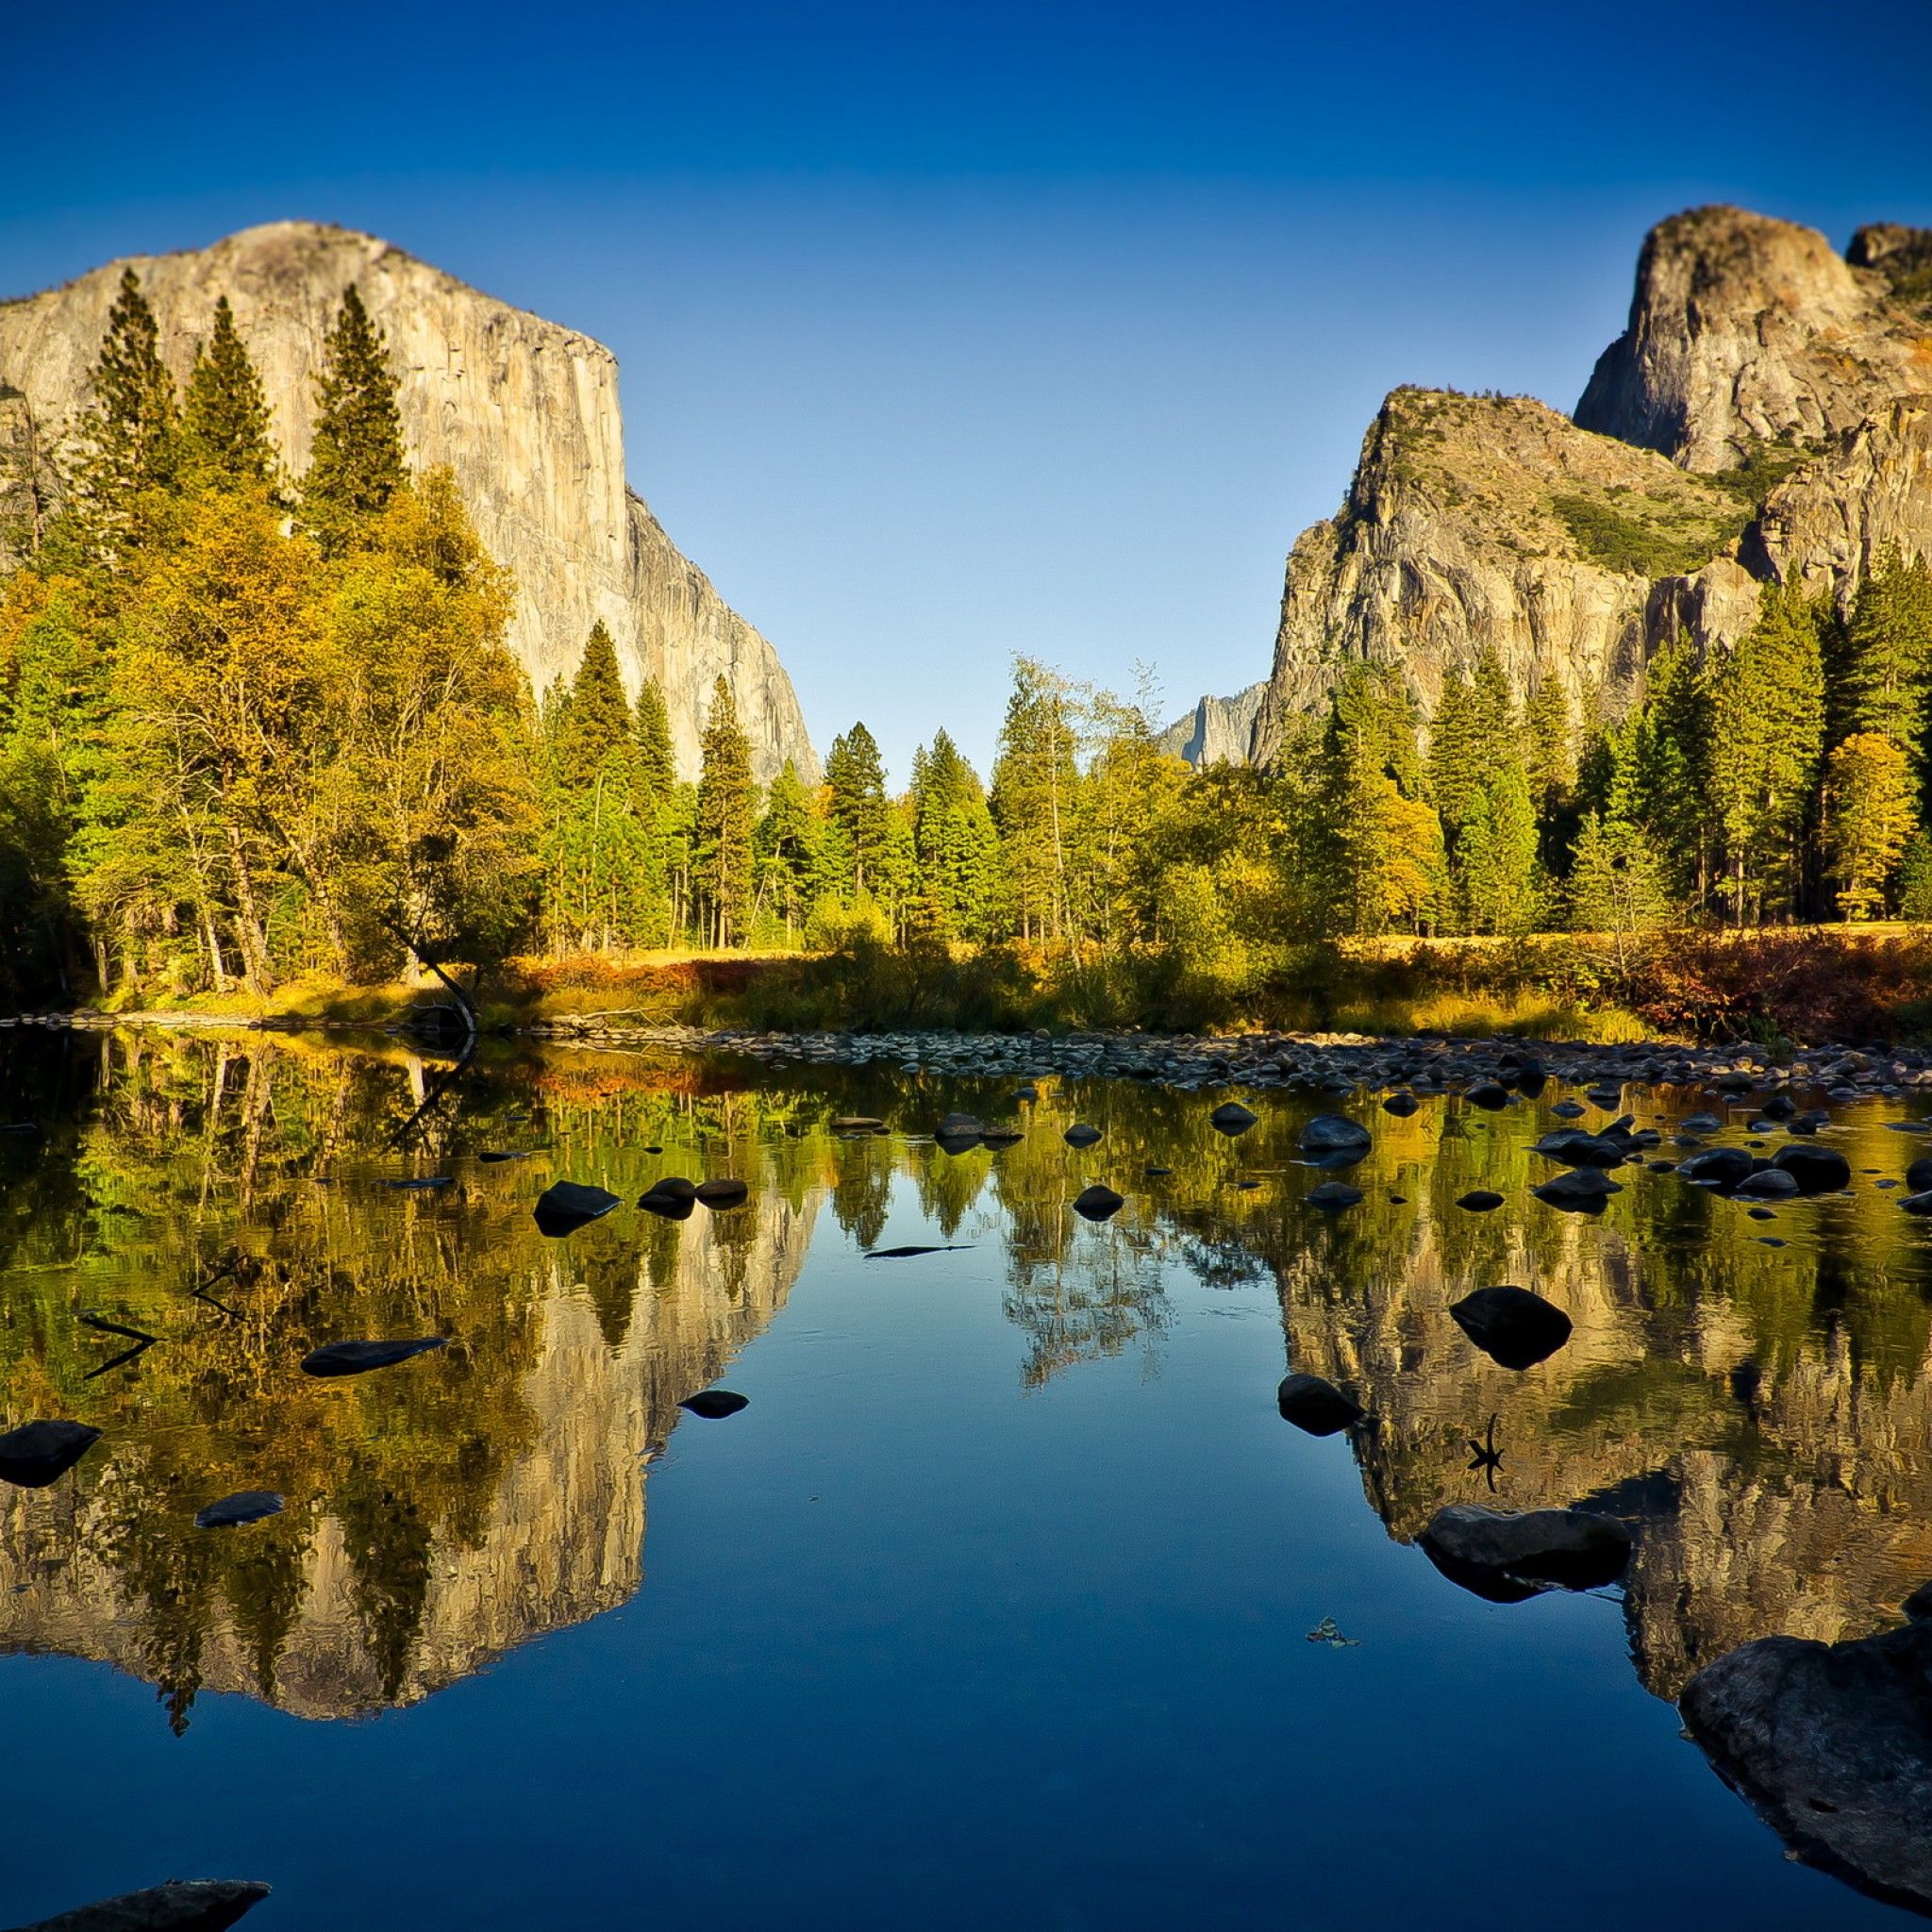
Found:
[3,1026,1931,1769]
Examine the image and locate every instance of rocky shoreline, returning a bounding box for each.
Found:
[19,1009,1932,1103]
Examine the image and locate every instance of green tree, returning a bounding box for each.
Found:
[1707,581,1827,924]
[1454,763,1541,935]
[180,297,279,495]
[824,722,891,895]
[695,678,755,947]
[1842,550,1932,789]
[633,676,676,807]
[991,658,1079,942]
[753,760,824,942]
[910,729,1003,941]
[1567,810,1674,971]
[554,622,633,795]
[75,268,181,561]
[302,287,406,547]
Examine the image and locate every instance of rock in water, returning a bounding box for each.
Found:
[8,1879,272,1931]
[864,1244,972,1258]
[1907,1155,1932,1194]
[193,1491,284,1530]
[1449,1286,1573,1370]
[0,1420,101,1490]
[1532,1168,1622,1212]
[1381,1092,1420,1117]
[1734,1167,1801,1200]
[1677,1147,1755,1189]
[0,223,817,788]
[533,1180,622,1235]
[1305,1181,1364,1211]
[1679,1620,1932,1917]
[830,1116,888,1136]
[300,1338,447,1377]
[639,1176,698,1219]
[1209,1102,1258,1136]
[679,1390,748,1419]
[1276,1373,1365,1436]
[1063,1124,1102,1148]
[1297,1114,1371,1155]
[1074,1185,1124,1222]
[1771,1144,1852,1193]
[1420,1504,1631,1604]
[935,1112,985,1153]
[1456,1190,1505,1212]
[694,1178,750,1208]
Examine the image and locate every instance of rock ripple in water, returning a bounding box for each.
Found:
[1420,1503,1630,1602]
[1449,1286,1572,1370]
[533,1180,622,1235]
[0,1419,102,1490]
[679,1390,749,1419]
[194,1491,284,1530]
[1275,1373,1365,1436]
[1074,1184,1124,1222]
[300,1338,447,1377]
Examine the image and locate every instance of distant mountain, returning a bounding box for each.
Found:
[1156,683,1267,766]
[0,222,820,784]
[1241,206,1932,765]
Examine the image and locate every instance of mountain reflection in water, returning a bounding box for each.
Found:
[4,1025,1932,1924]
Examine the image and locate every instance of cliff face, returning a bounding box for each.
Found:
[1156,682,1267,766]
[0,222,820,784]
[1247,208,1932,760]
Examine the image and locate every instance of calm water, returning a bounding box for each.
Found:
[2,1027,1930,1930]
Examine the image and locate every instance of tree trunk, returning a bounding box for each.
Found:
[225,827,274,993]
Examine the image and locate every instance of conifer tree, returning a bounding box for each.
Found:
[1843,551,1932,780]
[180,296,279,493]
[302,286,406,544]
[1454,764,1541,935]
[1567,810,1673,970]
[824,722,891,894]
[753,761,824,942]
[1707,581,1826,923]
[633,677,676,805]
[695,677,755,947]
[991,659,1079,942]
[556,622,632,794]
[76,267,180,558]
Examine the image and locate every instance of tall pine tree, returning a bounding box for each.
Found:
[695,677,755,947]
[302,286,406,546]
[76,267,181,558]
[181,296,279,494]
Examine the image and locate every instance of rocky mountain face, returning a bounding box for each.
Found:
[1156,682,1267,765]
[1242,206,1932,768]
[0,222,820,784]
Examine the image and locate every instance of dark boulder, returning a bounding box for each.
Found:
[1532,1168,1622,1212]
[1464,1081,1510,1110]
[1771,1144,1853,1194]
[639,1175,698,1219]
[1073,1184,1124,1222]
[1297,1114,1371,1155]
[694,1178,750,1208]
[1907,1156,1932,1194]
[1902,1191,1932,1217]
[1734,1167,1801,1200]
[9,1880,272,1932]
[0,1420,102,1490]
[1677,1147,1755,1189]
[534,1180,622,1235]
[679,1390,748,1419]
[1550,1100,1587,1119]
[1531,1128,1627,1168]
[1381,1092,1420,1117]
[1450,1286,1572,1370]
[1305,1180,1363,1211]
[1209,1102,1258,1136]
[300,1337,447,1377]
[1420,1504,1631,1604]
[1679,1112,1724,1133]
[1680,1621,1932,1917]
[1276,1373,1364,1436]
[1063,1124,1102,1149]
[193,1491,283,1530]
[1456,1190,1505,1212]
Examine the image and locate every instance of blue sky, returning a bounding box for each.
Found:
[8,0,1931,777]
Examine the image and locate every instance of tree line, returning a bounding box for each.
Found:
[2,270,1931,1005]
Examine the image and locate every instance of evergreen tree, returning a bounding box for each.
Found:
[1627,634,1710,908]
[1454,764,1541,935]
[75,268,180,558]
[1842,550,1932,785]
[824,722,891,894]
[753,761,824,942]
[180,297,279,494]
[1567,810,1674,970]
[555,622,632,794]
[1318,676,1446,935]
[302,286,406,544]
[695,677,755,947]
[1824,731,1917,920]
[1707,581,1826,923]
[911,730,1002,940]
[991,659,1079,942]
[633,677,676,805]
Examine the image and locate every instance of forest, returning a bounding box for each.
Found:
[3,270,1932,1015]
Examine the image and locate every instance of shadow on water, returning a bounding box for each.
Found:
[5,1024,1932,1918]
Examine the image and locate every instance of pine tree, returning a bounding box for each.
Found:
[75,267,180,558]
[911,729,1002,939]
[302,286,406,545]
[824,722,891,894]
[991,659,1079,942]
[1567,810,1674,971]
[555,622,632,794]
[1824,731,1917,920]
[753,760,824,942]
[180,297,279,494]
[1707,581,1826,924]
[695,677,755,947]
[633,677,676,806]
[1843,551,1932,785]
[1455,764,1541,935]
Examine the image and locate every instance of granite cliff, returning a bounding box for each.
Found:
[0,221,820,784]
[1239,206,1932,768]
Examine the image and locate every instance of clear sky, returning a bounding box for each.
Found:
[8,0,1931,780]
